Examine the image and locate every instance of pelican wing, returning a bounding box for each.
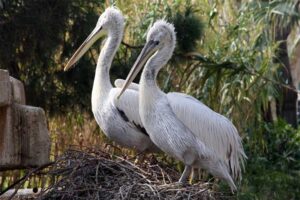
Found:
[114,79,139,91]
[167,92,246,180]
[112,88,146,135]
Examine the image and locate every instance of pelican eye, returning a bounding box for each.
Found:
[153,40,160,45]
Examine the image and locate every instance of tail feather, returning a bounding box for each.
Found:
[227,126,247,182]
[197,151,237,192]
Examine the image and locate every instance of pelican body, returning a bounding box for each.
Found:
[118,20,246,191]
[64,7,159,153]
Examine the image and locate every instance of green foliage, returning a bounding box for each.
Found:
[0,0,204,114]
[249,0,300,31]
[240,120,300,199]
[169,3,204,53]
[263,120,300,167]
[0,0,105,114]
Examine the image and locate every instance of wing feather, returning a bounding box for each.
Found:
[112,88,144,132]
[167,92,246,181]
[114,79,139,91]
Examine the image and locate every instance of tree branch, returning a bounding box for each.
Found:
[121,41,143,49]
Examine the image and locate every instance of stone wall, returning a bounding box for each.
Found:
[0,69,50,170]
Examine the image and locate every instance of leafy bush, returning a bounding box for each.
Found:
[239,119,300,199]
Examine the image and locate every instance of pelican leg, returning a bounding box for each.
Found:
[190,167,200,183]
[178,165,192,183]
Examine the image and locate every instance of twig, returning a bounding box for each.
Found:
[35,148,220,199]
[121,41,143,49]
[0,162,54,198]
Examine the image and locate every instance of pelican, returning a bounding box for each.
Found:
[118,20,246,191]
[64,7,159,153]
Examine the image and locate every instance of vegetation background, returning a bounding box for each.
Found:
[1,0,300,199]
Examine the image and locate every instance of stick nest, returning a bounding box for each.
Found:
[38,148,228,200]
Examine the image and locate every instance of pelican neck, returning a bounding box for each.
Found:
[92,30,122,108]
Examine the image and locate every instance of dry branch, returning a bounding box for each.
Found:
[3,147,234,199]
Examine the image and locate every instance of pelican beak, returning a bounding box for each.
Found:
[64,25,103,71]
[117,40,159,99]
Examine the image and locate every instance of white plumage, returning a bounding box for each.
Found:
[115,80,246,180]
[118,20,246,191]
[166,92,246,181]
[64,7,159,153]
[114,79,139,91]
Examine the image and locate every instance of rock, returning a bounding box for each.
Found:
[1,188,40,199]
[10,77,26,105]
[13,104,50,167]
[0,70,12,106]
[0,70,50,170]
[0,106,21,169]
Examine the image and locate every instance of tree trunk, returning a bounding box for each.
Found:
[274,26,298,128]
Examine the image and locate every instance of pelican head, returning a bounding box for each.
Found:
[118,20,176,98]
[64,7,124,71]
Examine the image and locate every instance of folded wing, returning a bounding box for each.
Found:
[167,92,246,181]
